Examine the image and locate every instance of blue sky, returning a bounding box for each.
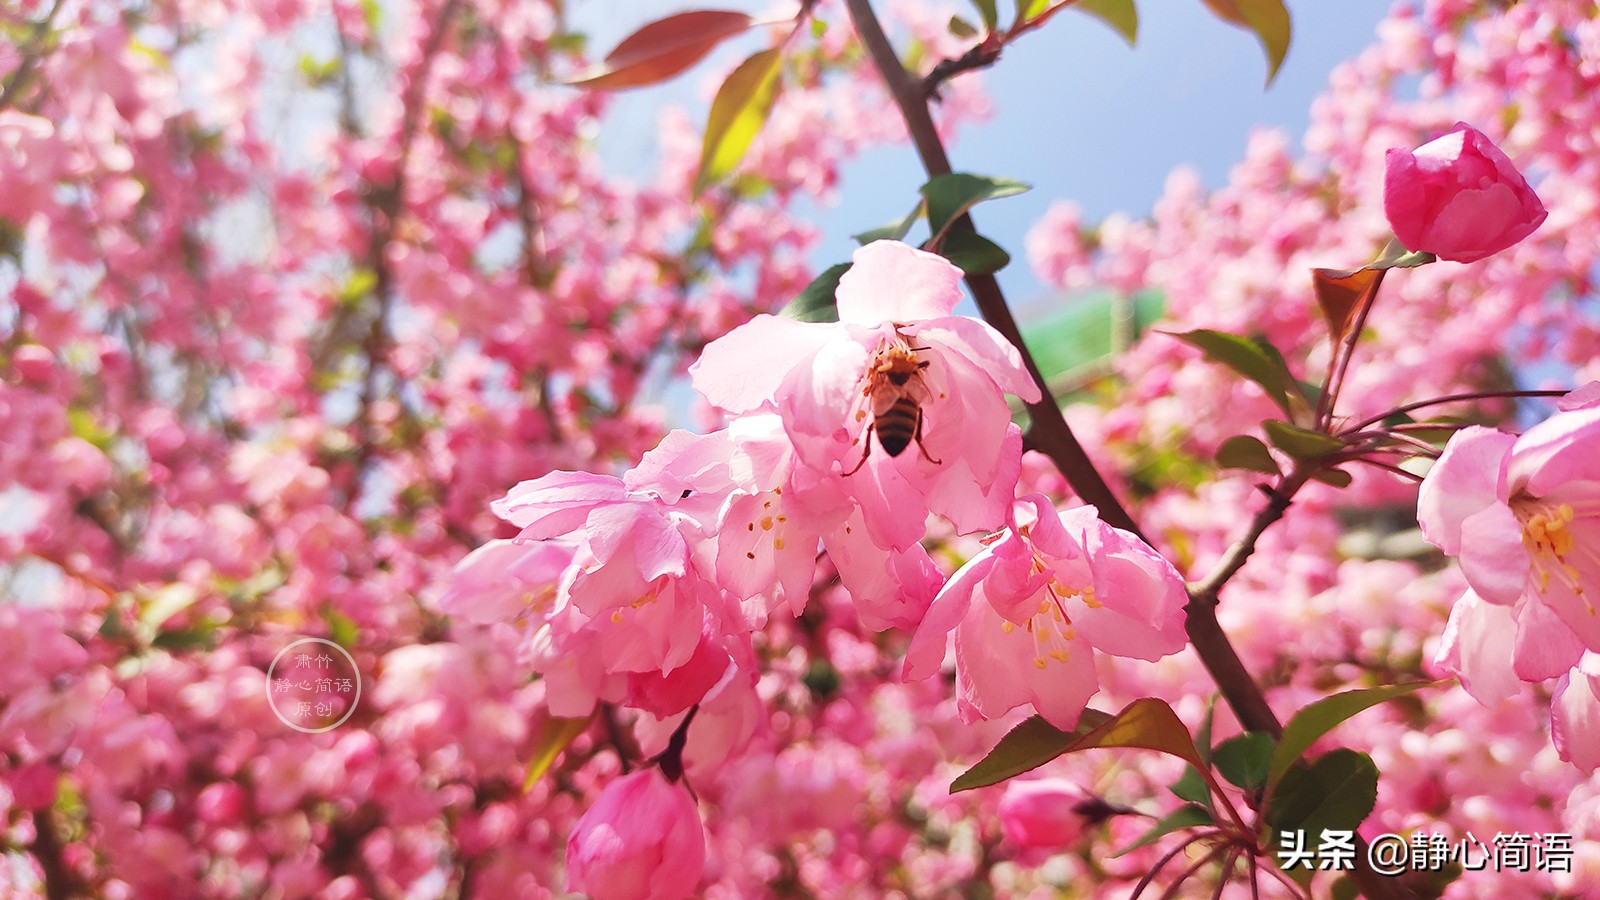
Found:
[583,0,1395,306]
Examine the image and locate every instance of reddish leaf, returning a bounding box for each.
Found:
[566,10,758,90]
[1311,266,1385,345]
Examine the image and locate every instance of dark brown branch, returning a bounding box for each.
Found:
[845,7,1414,898]
[1183,474,1305,737]
[843,0,1144,541]
[30,808,85,900]
[921,36,1003,98]
[342,0,463,510]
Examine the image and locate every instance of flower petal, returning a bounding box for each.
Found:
[689,315,840,414]
[1512,597,1586,682]
[1510,406,1600,498]
[1551,661,1600,773]
[1455,501,1528,605]
[901,548,993,681]
[908,317,1041,403]
[835,240,964,324]
[1435,590,1519,705]
[1416,427,1514,556]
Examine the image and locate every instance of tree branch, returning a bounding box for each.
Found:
[0,0,66,112]
[843,0,1144,541]
[844,6,1412,897]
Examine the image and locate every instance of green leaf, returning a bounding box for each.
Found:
[952,699,1205,794]
[1169,765,1212,806]
[1262,419,1344,460]
[339,267,378,307]
[1195,696,1217,767]
[948,14,980,38]
[565,10,758,90]
[1215,434,1278,475]
[67,407,115,451]
[524,714,593,790]
[139,584,198,632]
[920,173,1030,243]
[1071,0,1138,45]
[1065,698,1208,766]
[322,606,360,648]
[1199,0,1291,84]
[1015,0,1051,22]
[951,710,1114,792]
[1213,732,1275,791]
[1310,467,1353,488]
[1265,748,1378,840]
[1165,329,1299,414]
[1266,682,1435,793]
[693,48,784,196]
[151,625,218,652]
[802,658,841,699]
[1112,804,1213,857]
[780,263,849,322]
[939,230,1010,275]
[969,0,999,30]
[852,202,924,244]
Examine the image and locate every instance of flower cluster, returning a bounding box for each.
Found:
[449,240,1189,895]
[1419,385,1600,772]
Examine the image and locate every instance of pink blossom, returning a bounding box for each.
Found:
[690,240,1039,551]
[566,768,705,900]
[1384,123,1546,263]
[997,779,1093,850]
[1418,413,1600,657]
[903,496,1187,730]
[1552,653,1600,773]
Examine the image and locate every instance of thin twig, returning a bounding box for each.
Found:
[1158,841,1229,900]
[1129,830,1222,900]
[344,0,463,511]
[0,0,66,111]
[1341,388,1566,435]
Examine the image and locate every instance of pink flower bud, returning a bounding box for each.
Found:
[1383,123,1546,263]
[566,768,704,900]
[996,778,1093,850]
[9,761,58,810]
[195,782,247,824]
[12,344,55,386]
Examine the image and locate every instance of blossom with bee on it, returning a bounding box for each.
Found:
[689,240,1039,552]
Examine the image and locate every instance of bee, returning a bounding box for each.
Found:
[843,341,941,476]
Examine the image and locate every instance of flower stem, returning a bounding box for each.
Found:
[1341,388,1567,435]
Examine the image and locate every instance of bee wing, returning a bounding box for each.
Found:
[902,373,932,406]
[869,381,905,415]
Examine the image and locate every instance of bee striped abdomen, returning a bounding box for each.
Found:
[876,397,920,457]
